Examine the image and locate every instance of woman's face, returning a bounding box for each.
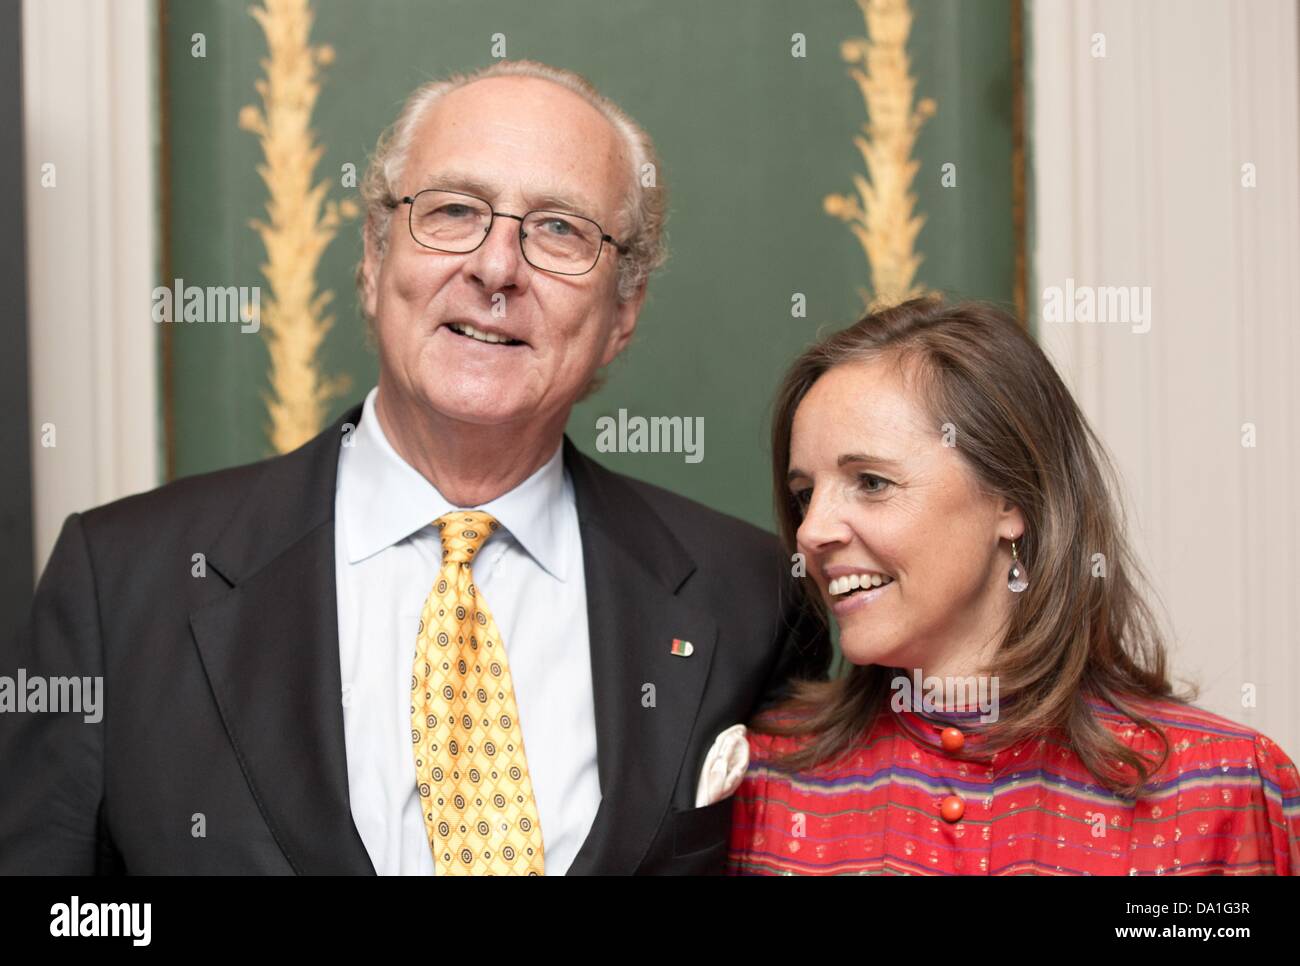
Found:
[786,355,1024,677]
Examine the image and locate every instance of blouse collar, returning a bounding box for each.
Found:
[882,667,1019,761]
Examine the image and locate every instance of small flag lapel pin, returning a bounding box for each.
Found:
[671,638,694,657]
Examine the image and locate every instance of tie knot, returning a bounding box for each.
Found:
[435,510,499,564]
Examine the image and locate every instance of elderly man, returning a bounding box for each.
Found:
[0,61,826,875]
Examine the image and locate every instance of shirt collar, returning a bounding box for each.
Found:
[337,386,572,580]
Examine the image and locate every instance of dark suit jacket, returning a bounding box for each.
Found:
[0,401,827,874]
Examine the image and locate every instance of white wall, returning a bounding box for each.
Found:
[1030,0,1299,761]
[24,0,159,572]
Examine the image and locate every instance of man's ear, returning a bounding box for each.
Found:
[601,282,647,366]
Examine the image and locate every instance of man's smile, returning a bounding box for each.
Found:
[440,319,529,347]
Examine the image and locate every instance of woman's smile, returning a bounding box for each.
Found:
[828,575,895,617]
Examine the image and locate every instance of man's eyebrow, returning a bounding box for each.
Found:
[423,172,598,217]
[785,452,901,484]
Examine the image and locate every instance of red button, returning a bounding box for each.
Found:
[940,795,965,823]
[940,726,965,752]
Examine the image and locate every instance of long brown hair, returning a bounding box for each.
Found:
[759,296,1192,798]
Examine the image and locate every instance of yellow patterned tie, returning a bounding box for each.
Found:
[411,511,545,875]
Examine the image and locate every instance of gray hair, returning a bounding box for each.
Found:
[357,59,668,328]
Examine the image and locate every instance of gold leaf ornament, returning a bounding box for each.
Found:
[239,0,355,454]
[825,0,935,310]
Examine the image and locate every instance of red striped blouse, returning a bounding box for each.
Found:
[727,694,1300,875]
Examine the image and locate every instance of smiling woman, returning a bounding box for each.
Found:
[727,296,1300,876]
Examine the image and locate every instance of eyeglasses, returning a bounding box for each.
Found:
[392,187,629,276]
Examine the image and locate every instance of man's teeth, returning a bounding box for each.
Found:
[449,322,516,345]
[829,574,894,596]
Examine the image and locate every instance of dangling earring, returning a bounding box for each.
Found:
[1008,538,1028,593]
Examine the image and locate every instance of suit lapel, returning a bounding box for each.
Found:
[561,440,718,875]
[186,415,715,875]
[190,402,375,875]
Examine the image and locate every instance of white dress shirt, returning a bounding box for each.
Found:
[334,386,600,874]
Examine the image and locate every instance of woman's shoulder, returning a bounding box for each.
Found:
[743,708,816,761]
[742,705,880,778]
[1089,692,1267,740]
[1086,693,1300,784]
[1085,692,1300,874]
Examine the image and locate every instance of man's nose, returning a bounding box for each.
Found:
[462,212,529,293]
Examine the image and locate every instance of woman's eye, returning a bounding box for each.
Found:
[859,473,890,494]
[792,487,812,508]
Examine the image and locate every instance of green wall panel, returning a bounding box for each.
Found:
[164,0,1016,531]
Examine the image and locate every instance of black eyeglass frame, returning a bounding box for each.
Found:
[390,187,629,277]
